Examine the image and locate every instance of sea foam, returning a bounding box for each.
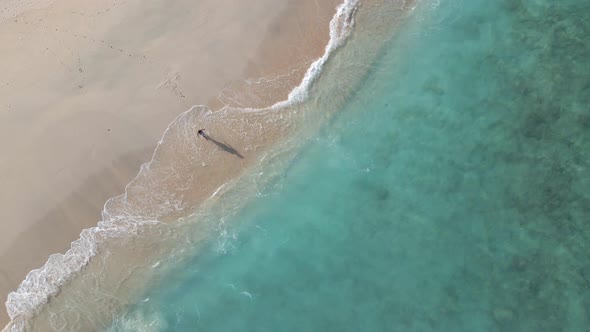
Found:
[3,0,359,330]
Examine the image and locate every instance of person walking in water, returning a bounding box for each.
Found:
[197,129,210,140]
[197,128,244,159]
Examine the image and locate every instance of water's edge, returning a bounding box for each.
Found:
[3,0,363,330]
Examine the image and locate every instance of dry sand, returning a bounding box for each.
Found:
[0,0,340,326]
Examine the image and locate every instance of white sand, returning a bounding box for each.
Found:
[0,0,339,325]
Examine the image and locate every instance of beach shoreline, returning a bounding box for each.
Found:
[0,0,340,327]
[2,0,419,329]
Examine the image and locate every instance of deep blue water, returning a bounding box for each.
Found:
[109,0,590,331]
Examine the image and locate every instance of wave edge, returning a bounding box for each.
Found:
[2,0,359,330]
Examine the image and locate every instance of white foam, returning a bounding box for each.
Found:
[269,0,359,110]
[3,0,360,330]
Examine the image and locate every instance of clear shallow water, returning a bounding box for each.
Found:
[109,0,590,331]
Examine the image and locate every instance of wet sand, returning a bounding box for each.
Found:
[0,0,340,326]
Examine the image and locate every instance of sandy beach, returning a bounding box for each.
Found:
[3,0,584,330]
[0,0,339,326]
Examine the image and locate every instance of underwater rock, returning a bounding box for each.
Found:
[375,187,390,201]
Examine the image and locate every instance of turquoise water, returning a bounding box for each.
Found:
[109,0,590,331]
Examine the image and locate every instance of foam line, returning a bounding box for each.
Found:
[3,1,359,330]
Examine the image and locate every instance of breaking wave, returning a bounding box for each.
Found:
[3,0,359,330]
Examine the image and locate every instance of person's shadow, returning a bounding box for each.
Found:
[201,133,244,159]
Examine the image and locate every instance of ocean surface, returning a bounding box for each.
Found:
[13,0,589,330]
[105,0,590,331]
